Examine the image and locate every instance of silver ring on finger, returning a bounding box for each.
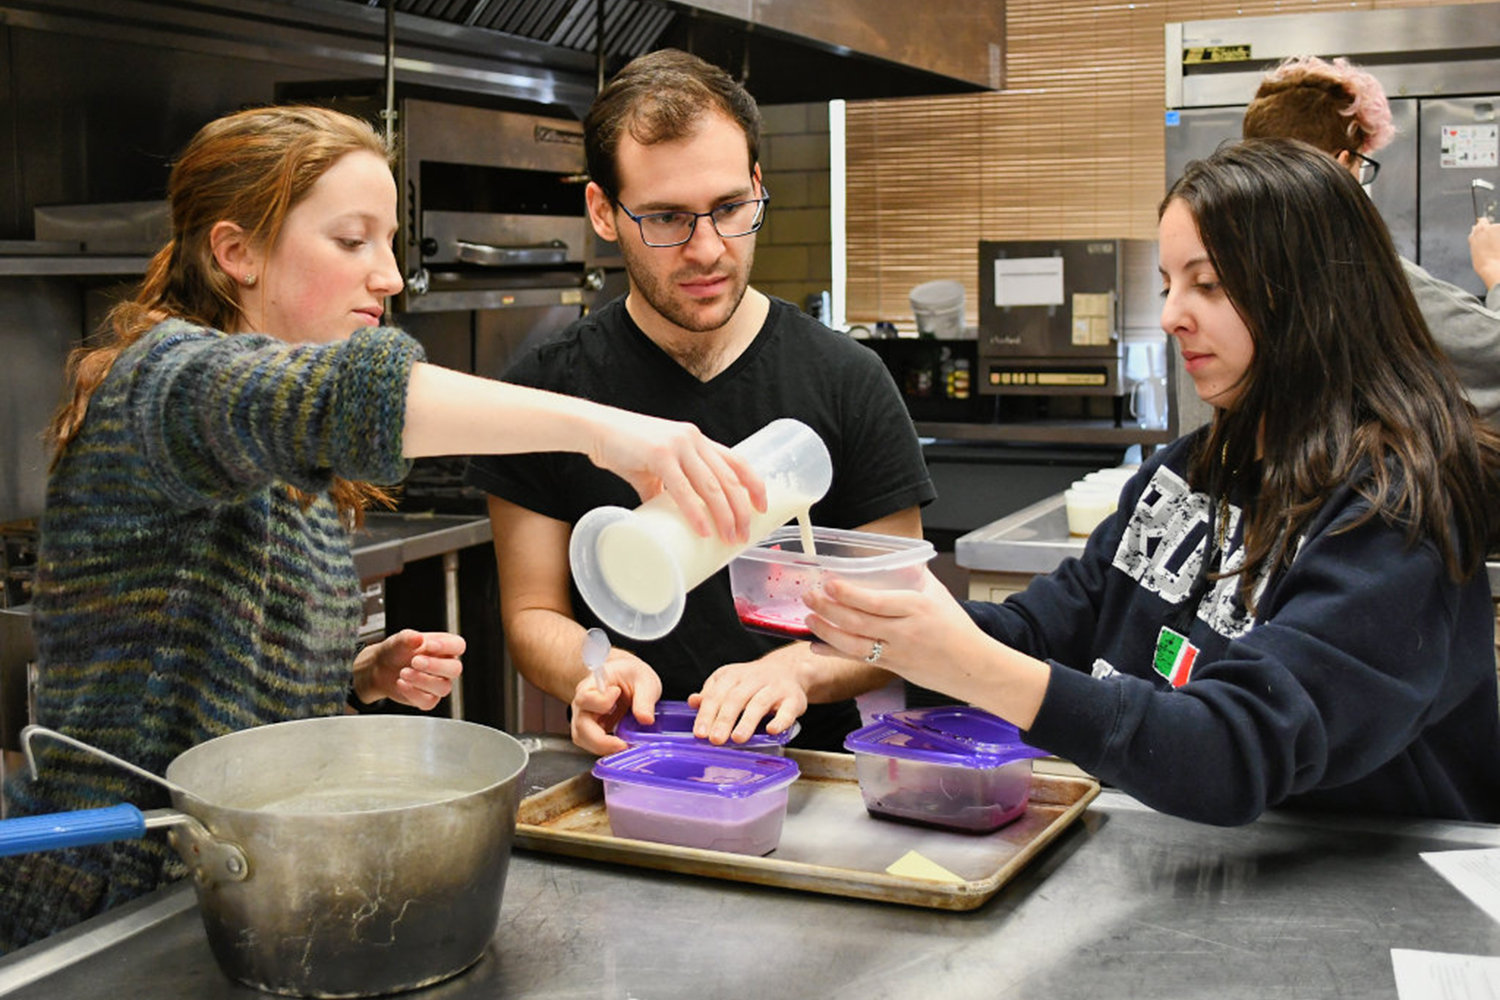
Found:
[865,639,885,664]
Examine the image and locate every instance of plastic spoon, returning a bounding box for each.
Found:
[582,627,611,691]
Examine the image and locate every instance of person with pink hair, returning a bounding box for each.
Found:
[1243,55,1500,429]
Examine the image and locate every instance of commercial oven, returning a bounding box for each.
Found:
[281,87,620,315]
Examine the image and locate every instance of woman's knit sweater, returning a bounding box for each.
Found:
[0,319,423,952]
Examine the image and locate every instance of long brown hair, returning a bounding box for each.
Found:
[46,104,396,522]
[1164,139,1500,607]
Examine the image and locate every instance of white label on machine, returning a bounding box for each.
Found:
[1440,124,1499,168]
[994,257,1064,307]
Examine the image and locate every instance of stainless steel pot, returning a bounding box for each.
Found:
[0,716,528,998]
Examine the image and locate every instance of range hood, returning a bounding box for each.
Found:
[0,0,1001,110]
[344,0,1005,105]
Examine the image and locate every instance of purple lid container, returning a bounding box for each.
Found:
[592,744,800,798]
[844,705,1046,767]
[615,700,800,750]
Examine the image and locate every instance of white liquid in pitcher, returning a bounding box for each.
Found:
[596,484,821,616]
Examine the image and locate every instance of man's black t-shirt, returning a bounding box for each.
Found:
[466,294,935,749]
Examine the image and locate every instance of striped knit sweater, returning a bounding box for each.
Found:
[0,319,423,952]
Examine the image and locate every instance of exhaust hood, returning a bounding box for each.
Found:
[2,0,999,110]
[344,0,1005,104]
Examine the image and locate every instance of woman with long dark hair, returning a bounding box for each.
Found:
[806,138,1500,825]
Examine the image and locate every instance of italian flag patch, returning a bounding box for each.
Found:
[1153,626,1198,688]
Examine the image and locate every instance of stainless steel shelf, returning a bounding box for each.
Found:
[0,257,150,277]
[915,420,1176,447]
[957,487,1500,591]
[350,512,492,582]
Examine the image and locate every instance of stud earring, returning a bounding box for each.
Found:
[242,274,257,287]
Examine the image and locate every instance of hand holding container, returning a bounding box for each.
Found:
[570,418,833,640]
[729,526,935,640]
[614,700,799,755]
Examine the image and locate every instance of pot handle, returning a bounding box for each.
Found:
[20,725,194,800]
[0,803,155,856]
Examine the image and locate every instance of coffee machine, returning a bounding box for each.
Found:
[976,238,1165,428]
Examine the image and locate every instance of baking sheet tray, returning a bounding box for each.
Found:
[515,748,1099,910]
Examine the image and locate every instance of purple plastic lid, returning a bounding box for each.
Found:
[592,744,800,798]
[883,706,1044,757]
[844,705,1046,767]
[614,700,800,749]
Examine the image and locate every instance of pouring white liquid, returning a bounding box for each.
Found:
[797,509,817,558]
[597,487,820,615]
[572,418,833,640]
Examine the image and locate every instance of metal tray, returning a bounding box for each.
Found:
[515,748,1099,910]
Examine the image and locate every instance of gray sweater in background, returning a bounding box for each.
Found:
[1403,257,1500,428]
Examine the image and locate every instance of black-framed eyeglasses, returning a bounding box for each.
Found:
[611,185,771,248]
[1351,151,1380,185]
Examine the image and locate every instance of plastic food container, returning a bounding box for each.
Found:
[1064,483,1117,536]
[1065,465,1139,536]
[729,527,936,640]
[843,706,1047,832]
[614,700,800,755]
[592,744,800,855]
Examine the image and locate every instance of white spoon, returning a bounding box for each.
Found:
[582,627,611,691]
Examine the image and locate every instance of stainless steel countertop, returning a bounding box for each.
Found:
[955,493,1082,577]
[350,512,492,581]
[4,741,1500,999]
[956,491,1500,591]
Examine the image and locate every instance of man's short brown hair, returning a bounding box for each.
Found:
[584,48,762,200]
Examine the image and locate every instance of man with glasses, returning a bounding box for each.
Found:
[466,49,934,754]
[1241,55,1500,428]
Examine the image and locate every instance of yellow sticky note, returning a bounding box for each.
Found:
[885,849,964,884]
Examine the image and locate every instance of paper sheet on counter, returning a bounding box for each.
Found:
[1392,949,1500,999]
[1422,848,1500,925]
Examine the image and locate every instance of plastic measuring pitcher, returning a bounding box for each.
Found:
[570,418,833,640]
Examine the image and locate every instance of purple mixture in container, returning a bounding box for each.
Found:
[844,706,1047,832]
[592,744,800,855]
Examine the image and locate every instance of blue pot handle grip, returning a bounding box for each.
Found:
[0,803,147,857]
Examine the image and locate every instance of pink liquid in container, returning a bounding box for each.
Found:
[729,527,934,639]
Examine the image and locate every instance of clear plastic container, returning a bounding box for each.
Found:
[728,527,935,640]
[592,744,800,855]
[843,706,1046,832]
[570,418,833,641]
[614,700,800,755]
[1064,483,1117,536]
[1065,465,1139,536]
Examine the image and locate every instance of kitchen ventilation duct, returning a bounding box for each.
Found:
[1,0,1000,108]
[329,0,1003,104]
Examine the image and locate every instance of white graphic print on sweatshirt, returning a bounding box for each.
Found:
[1111,464,1260,640]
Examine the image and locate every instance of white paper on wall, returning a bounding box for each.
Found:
[994,257,1065,307]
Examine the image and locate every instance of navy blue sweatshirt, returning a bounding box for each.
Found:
[970,432,1500,825]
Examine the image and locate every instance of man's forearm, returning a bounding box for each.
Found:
[505,607,592,704]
